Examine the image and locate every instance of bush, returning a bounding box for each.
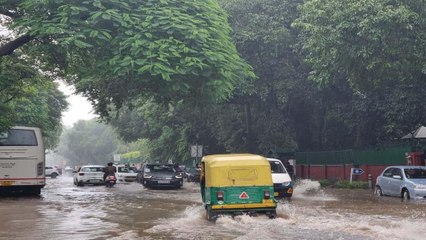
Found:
[319,179,368,189]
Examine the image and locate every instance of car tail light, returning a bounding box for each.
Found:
[79,173,85,176]
[264,190,270,199]
[217,191,224,201]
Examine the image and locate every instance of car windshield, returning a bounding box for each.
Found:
[269,161,287,173]
[144,165,175,173]
[82,167,104,172]
[404,168,426,179]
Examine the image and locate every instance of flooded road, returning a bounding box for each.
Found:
[0,178,425,240]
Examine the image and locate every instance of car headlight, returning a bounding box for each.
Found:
[143,174,152,179]
[282,181,291,187]
[175,173,183,179]
[414,184,426,189]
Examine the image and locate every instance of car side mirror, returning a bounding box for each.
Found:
[393,175,402,180]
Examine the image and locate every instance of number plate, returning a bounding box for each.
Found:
[274,192,279,197]
[0,181,15,186]
[158,180,170,184]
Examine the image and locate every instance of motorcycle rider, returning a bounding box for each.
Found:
[103,162,117,181]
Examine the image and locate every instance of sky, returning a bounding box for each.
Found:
[57,81,97,127]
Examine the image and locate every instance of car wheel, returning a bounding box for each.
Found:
[374,186,383,197]
[402,189,410,200]
[77,181,84,187]
[51,172,58,179]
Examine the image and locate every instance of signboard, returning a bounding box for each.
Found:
[191,145,203,158]
[113,154,121,163]
[350,167,364,183]
[352,168,364,175]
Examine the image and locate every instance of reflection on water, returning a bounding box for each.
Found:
[0,177,426,240]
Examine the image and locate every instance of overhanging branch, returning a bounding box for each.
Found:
[0,34,33,56]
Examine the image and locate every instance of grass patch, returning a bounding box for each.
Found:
[319,179,369,189]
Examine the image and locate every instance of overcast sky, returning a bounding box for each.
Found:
[57,81,97,127]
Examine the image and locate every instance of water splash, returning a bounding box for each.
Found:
[293,179,337,201]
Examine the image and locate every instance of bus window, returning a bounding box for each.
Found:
[0,129,38,146]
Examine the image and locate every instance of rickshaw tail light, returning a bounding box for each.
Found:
[217,191,224,201]
[264,190,271,199]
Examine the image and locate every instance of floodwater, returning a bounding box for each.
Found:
[0,178,425,240]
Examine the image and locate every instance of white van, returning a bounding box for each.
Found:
[267,158,293,198]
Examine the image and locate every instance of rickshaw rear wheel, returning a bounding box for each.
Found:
[268,210,277,219]
[206,208,218,222]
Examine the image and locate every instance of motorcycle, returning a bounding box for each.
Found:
[105,174,117,187]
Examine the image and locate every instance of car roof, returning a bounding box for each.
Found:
[385,165,426,169]
[267,158,282,162]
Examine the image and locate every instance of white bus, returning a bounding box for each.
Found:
[0,126,45,195]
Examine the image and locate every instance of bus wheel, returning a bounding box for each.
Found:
[32,187,41,195]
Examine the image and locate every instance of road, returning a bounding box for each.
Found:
[0,177,425,240]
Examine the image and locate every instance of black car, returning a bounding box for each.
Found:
[138,164,183,189]
[185,167,201,182]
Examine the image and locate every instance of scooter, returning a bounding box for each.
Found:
[105,174,117,187]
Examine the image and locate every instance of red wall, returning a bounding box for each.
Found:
[296,164,389,185]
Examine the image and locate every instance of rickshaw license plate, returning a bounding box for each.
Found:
[0,181,14,186]
[158,180,170,184]
[274,192,279,197]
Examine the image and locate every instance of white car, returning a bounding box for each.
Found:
[45,166,60,178]
[73,165,105,186]
[115,165,138,183]
[267,158,293,198]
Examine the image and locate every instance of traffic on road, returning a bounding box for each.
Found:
[1,175,426,240]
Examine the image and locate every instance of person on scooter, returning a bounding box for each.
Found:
[103,162,117,181]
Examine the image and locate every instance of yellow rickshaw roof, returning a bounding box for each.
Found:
[201,154,273,187]
[202,154,269,166]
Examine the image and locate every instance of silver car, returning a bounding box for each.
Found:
[375,166,426,200]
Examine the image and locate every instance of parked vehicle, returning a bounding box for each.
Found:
[186,167,201,182]
[115,165,138,183]
[64,166,74,177]
[200,154,277,221]
[375,166,426,200]
[267,158,293,198]
[73,165,105,186]
[0,126,45,195]
[104,174,117,187]
[139,163,183,189]
[45,166,60,179]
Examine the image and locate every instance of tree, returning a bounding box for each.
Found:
[1,0,255,118]
[57,120,119,166]
[293,0,426,90]
[0,54,68,148]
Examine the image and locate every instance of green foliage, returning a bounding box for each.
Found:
[56,120,119,166]
[294,0,426,90]
[4,0,255,118]
[0,55,68,148]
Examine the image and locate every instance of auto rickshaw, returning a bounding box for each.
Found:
[200,154,277,221]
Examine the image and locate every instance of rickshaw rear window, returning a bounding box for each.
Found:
[228,169,257,180]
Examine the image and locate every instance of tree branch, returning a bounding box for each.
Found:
[0,34,33,56]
